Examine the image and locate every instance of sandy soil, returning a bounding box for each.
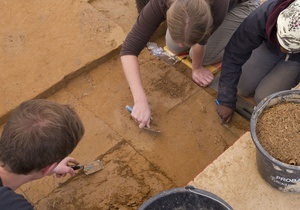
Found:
[257,102,300,165]
[2,0,250,209]
[27,44,248,210]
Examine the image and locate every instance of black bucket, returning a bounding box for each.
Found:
[250,90,300,193]
[139,185,232,210]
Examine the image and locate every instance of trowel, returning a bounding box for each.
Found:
[71,160,104,175]
[125,105,161,133]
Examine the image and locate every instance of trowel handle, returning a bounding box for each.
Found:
[71,165,83,170]
[125,105,133,113]
[125,105,153,120]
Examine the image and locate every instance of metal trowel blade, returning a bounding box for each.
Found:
[125,105,162,133]
[72,160,104,175]
[83,160,104,175]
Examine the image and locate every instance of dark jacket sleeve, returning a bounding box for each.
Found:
[0,187,34,210]
[217,0,277,108]
[120,0,168,57]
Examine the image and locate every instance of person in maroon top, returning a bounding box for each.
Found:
[121,0,261,129]
[0,99,85,209]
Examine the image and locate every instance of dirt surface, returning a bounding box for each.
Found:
[0,0,125,123]
[24,45,248,210]
[1,0,250,209]
[257,102,300,165]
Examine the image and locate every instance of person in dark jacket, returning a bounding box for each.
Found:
[121,0,260,129]
[216,0,300,124]
[0,99,85,210]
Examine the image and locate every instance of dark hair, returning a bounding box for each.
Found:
[0,99,85,174]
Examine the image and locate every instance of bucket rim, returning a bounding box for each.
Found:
[250,89,300,169]
[138,185,233,210]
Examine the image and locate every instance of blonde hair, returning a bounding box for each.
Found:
[167,0,213,46]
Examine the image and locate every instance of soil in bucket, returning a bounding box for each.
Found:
[251,90,300,193]
[256,101,300,166]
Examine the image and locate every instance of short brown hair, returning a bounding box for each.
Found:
[0,99,85,174]
[167,0,213,46]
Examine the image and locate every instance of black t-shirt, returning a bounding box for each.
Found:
[0,178,34,210]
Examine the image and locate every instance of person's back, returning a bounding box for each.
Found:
[0,181,33,210]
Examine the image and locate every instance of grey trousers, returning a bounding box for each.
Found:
[166,0,261,65]
[237,42,300,103]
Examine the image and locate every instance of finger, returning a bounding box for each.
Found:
[220,113,227,124]
[139,122,146,128]
[131,113,139,122]
[225,114,233,124]
[66,157,75,162]
[56,174,62,178]
[56,173,67,178]
[132,117,140,124]
[146,119,151,128]
[193,76,203,86]
[62,157,78,166]
[132,116,137,122]
[222,115,232,125]
[204,76,213,85]
[208,73,214,80]
[195,79,204,86]
[69,169,75,176]
[200,80,209,87]
[202,81,209,87]
[68,158,79,165]
[221,117,227,125]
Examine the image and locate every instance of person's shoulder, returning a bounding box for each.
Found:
[156,0,170,10]
[210,0,230,7]
[0,187,34,210]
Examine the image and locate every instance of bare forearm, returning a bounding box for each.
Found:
[121,55,147,103]
[121,55,151,127]
[190,44,213,87]
[192,44,205,69]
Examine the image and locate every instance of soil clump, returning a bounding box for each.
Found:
[256,102,300,165]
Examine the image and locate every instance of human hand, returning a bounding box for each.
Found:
[52,157,79,178]
[216,104,234,124]
[131,102,151,128]
[192,66,214,87]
